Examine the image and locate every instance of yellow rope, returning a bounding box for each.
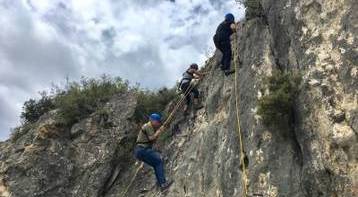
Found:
[233,32,249,197]
[162,78,203,128]
[121,39,247,196]
[119,77,203,197]
[119,162,144,197]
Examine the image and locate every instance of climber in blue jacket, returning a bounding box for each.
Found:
[213,13,237,76]
[134,113,173,192]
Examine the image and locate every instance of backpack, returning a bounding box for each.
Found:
[177,70,193,93]
[213,34,220,49]
[176,77,190,93]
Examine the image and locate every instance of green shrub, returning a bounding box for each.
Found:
[20,75,177,130]
[244,0,264,19]
[257,70,302,128]
[21,92,55,124]
[133,87,177,124]
[54,75,128,126]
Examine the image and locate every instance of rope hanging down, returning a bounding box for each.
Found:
[162,77,203,128]
[119,162,144,197]
[119,77,204,197]
[121,38,247,196]
[233,32,249,197]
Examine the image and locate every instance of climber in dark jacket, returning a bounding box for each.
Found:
[178,63,204,114]
[213,13,237,76]
[134,113,173,192]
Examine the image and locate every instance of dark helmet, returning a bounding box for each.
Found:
[225,13,235,23]
[190,63,199,70]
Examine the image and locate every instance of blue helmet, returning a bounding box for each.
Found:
[149,113,162,122]
[225,13,235,23]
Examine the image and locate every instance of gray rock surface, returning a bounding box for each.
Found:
[0,0,357,197]
[0,93,138,197]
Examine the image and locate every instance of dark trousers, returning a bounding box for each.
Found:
[181,82,199,105]
[214,40,232,71]
[134,146,166,185]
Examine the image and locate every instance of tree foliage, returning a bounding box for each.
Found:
[21,92,55,124]
[257,70,302,128]
[133,87,177,124]
[20,75,177,129]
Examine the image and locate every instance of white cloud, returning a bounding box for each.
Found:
[0,0,244,141]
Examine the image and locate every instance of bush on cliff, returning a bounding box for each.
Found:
[20,75,177,129]
[257,69,302,128]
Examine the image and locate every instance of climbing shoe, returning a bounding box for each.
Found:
[224,69,235,76]
[160,180,174,192]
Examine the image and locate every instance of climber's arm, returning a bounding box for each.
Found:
[193,70,205,79]
[150,126,166,140]
[230,23,237,32]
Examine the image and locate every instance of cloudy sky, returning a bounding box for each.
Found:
[0,0,244,141]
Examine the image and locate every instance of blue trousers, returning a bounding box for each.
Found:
[134,146,166,185]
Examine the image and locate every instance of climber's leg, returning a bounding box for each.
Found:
[220,50,228,71]
[185,92,191,106]
[181,82,191,114]
[191,88,203,110]
[216,43,225,69]
[184,93,191,115]
[145,148,167,186]
[135,147,166,186]
[221,42,232,70]
[221,42,235,76]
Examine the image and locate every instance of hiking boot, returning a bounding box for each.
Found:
[160,180,174,192]
[195,104,204,110]
[193,99,204,110]
[224,69,235,76]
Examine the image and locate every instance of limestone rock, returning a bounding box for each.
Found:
[0,0,357,197]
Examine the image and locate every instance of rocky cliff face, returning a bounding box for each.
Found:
[0,93,139,197]
[0,0,357,197]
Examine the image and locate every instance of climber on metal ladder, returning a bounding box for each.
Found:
[213,13,238,76]
[178,63,205,115]
[134,113,174,192]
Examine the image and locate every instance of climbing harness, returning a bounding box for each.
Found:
[119,75,204,197]
[233,32,249,197]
